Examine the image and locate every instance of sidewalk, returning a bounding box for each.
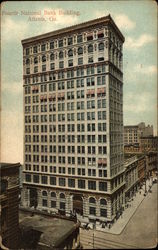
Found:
[79,178,155,234]
[95,178,154,234]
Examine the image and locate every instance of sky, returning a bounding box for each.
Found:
[1,0,157,163]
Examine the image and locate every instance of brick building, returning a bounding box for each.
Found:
[0,162,21,249]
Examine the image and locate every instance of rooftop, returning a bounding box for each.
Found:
[0,162,21,169]
[19,210,80,248]
[21,14,125,45]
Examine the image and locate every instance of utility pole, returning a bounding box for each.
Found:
[92,222,95,249]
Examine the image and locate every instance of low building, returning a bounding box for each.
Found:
[124,156,139,203]
[19,209,80,249]
[146,151,158,176]
[137,155,146,187]
[140,136,158,152]
[124,123,153,145]
[0,162,21,249]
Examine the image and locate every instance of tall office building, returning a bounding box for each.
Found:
[22,15,125,223]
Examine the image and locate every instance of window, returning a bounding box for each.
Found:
[89,207,96,215]
[42,65,46,72]
[99,182,107,191]
[98,42,104,51]
[26,68,30,74]
[50,63,55,70]
[50,41,54,49]
[60,202,65,210]
[26,58,30,65]
[88,181,96,190]
[34,66,38,73]
[100,199,107,205]
[42,199,47,207]
[78,47,83,55]
[78,57,83,65]
[60,193,65,199]
[59,39,63,47]
[25,174,31,182]
[33,175,39,183]
[98,57,104,61]
[77,35,83,43]
[68,59,73,67]
[88,44,93,53]
[88,57,93,63]
[51,200,56,208]
[50,176,56,185]
[59,178,65,186]
[50,53,54,61]
[42,191,47,196]
[59,61,64,69]
[89,197,96,204]
[34,57,38,64]
[41,176,48,184]
[68,37,73,45]
[78,179,85,189]
[98,32,104,39]
[42,55,46,62]
[68,49,73,57]
[59,51,64,59]
[41,44,46,51]
[26,48,29,55]
[87,35,93,41]
[33,46,38,53]
[100,208,107,217]
[51,192,56,198]
[68,178,75,188]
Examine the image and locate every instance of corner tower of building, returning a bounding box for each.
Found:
[22,15,125,223]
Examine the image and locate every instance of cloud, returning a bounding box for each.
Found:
[95,11,135,31]
[125,34,155,49]
[134,64,157,75]
[124,91,156,114]
[1,8,80,44]
[2,81,22,95]
[1,16,29,43]
[1,110,23,163]
[114,14,135,30]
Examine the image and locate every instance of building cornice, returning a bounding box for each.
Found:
[21,15,125,46]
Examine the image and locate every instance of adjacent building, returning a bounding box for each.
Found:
[124,122,153,145]
[22,15,125,224]
[0,162,21,249]
[124,156,139,203]
[19,209,80,249]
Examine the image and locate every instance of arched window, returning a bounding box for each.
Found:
[98,43,104,51]
[42,55,46,62]
[88,44,93,53]
[51,192,56,198]
[42,191,47,196]
[60,193,65,199]
[26,58,30,65]
[100,198,107,205]
[89,197,96,204]
[59,51,64,59]
[50,53,54,61]
[78,47,83,55]
[68,49,73,57]
[34,57,38,64]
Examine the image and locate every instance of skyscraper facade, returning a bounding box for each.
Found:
[22,15,125,223]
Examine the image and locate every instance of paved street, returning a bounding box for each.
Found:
[80,183,158,249]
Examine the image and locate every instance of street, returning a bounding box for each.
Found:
[80,183,158,249]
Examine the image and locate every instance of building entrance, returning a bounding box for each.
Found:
[73,195,83,215]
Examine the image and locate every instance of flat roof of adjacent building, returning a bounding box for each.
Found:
[19,210,80,248]
[0,162,21,169]
[21,14,125,45]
